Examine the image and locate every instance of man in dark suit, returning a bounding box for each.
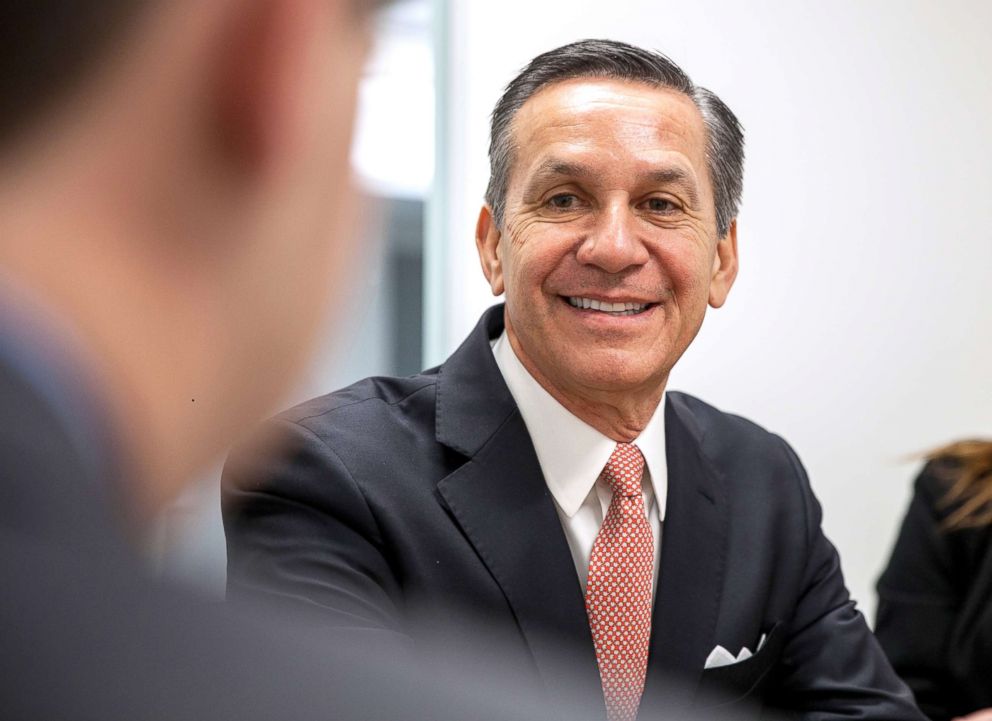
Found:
[223,40,925,720]
[0,2,586,719]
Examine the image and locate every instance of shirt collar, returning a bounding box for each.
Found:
[492,330,667,520]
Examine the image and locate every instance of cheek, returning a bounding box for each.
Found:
[503,227,571,298]
[503,224,579,295]
[659,241,714,301]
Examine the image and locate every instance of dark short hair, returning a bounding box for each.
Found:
[485,39,744,237]
[0,2,152,148]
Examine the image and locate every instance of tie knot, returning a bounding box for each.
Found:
[602,443,645,498]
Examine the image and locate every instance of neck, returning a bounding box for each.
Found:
[0,184,220,523]
[505,328,666,443]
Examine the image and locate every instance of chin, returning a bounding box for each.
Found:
[565,356,667,394]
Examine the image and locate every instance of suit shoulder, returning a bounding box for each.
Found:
[273,371,438,433]
[668,390,811,498]
[912,457,989,529]
[669,392,818,534]
[225,371,441,490]
[913,458,958,498]
[668,390,788,451]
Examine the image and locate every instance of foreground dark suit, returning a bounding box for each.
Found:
[224,305,924,720]
[876,461,992,721]
[0,322,578,721]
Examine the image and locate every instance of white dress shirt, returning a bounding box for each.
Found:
[492,331,667,596]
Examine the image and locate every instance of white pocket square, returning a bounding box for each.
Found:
[704,633,768,669]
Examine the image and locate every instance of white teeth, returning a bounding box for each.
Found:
[566,297,649,315]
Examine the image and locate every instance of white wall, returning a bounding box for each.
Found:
[431,0,992,620]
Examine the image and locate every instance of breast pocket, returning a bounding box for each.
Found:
[695,622,784,711]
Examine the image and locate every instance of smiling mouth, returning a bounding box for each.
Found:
[564,296,656,316]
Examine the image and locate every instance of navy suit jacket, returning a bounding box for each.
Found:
[224,304,924,720]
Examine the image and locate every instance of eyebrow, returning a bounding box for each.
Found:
[523,160,591,192]
[523,158,700,207]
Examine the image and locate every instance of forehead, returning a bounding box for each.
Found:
[509,77,709,189]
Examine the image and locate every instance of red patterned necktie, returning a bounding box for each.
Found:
[585,443,654,721]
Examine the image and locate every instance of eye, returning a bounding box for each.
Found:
[643,197,680,213]
[547,194,581,210]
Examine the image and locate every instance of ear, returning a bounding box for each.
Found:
[708,219,738,308]
[212,0,322,176]
[475,205,505,296]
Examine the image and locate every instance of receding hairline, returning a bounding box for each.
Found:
[486,39,743,237]
[502,77,710,206]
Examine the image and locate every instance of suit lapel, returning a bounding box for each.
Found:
[433,306,603,711]
[642,393,729,712]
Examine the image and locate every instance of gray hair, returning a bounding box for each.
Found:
[485,39,744,237]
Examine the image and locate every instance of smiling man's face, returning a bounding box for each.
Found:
[477,77,738,404]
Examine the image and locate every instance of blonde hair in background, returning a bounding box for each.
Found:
[930,440,992,530]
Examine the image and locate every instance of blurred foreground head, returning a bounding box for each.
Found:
[0,0,376,511]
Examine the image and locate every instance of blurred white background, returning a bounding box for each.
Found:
[159,0,992,623]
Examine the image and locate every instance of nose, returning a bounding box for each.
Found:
[575,202,650,274]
